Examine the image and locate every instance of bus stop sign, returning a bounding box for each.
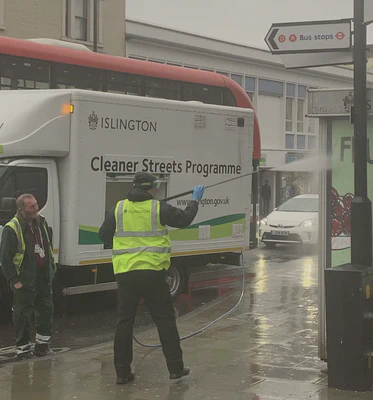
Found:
[265,19,352,55]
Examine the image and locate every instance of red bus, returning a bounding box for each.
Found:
[0,36,261,243]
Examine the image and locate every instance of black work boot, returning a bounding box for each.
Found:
[116,372,135,385]
[16,343,33,360]
[16,351,32,361]
[33,343,52,357]
[170,367,190,380]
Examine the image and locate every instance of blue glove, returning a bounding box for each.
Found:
[192,185,205,201]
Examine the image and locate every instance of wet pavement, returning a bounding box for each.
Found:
[0,264,248,359]
[1,244,372,399]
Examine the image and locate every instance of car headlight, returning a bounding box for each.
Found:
[260,218,268,226]
[300,220,313,227]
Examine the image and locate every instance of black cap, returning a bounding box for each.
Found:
[133,172,157,189]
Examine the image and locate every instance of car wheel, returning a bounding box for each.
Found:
[166,265,186,299]
[264,242,276,249]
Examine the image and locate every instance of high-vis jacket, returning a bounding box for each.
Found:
[5,216,56,276]
[112,199,171,274]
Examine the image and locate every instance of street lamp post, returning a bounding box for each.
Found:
[351,0,372,267]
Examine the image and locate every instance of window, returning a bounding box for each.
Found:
[286,83,296,97]
[308,135,317,150]
[128,55,147,61]
[183,83,223,105]
[167,62,182,67]
[75,0,88,41]
[57,64,102,90]
[297,135,306,150]
[245,76,256,103]
[107,72,141,96]
[286,97,294,132]
[308,117,315,133]
[259,79,283,96]
[224,89,237,107]
[277,196,318,212]
[245,76,256,93]
[231,74,243,87]
[65,0,70,37]
[298,85,307,99]
[285,134,295,149]
[246,92,254,102]
[65,0,103,44]
[0,166,48,225]
[145,78,180,100]
[216,71,229,76]
[297,99,305,132]
[286,83,296,132]
[0,57,50,90]
[148,58,165,64]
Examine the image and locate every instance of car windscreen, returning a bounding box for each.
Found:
[277,197,318,212]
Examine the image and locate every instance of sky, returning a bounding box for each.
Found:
[126,0,373,49]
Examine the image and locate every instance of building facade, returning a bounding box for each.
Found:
[0,0,126,56]
[126,19,373,215]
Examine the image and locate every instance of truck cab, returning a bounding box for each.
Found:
[0,159,59,241]
[0,158,60,312]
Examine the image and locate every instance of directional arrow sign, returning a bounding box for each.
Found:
[265,19,352,54]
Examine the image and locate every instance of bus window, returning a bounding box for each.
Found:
[183,83,223,105]
[224,89,237,107]
[107,71,141,96]
[0,57,50,90]
[145,78,180,100]
[57,64,102,90]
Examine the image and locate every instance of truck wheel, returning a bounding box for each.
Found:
[167,265,186,299]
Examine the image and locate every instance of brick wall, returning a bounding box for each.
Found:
[2,0,62,40]
[1,0,126,57]
[102,0,126,56]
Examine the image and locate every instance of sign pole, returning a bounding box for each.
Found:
[93,0,98,53]
[351,0,372,267]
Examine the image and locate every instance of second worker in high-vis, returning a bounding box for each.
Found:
[99,173,205,385]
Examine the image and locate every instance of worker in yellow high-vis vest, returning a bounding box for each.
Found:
[99,172,204,385]
[0,194,56,360]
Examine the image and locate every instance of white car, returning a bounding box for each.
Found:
[259,194,319,248]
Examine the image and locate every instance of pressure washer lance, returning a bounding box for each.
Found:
[162,169,261,202]
[133,171,262,348]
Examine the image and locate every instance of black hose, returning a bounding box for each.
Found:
[133,252,245,348]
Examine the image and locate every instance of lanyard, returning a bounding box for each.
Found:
[30,225,45,250]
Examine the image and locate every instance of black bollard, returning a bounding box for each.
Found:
[325,264,373,391]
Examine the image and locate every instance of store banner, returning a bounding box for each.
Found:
[331,119,373,266]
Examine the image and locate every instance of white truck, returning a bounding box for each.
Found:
[0,89,253,308]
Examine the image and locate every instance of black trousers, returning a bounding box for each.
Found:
[263,198,270,215]
[12,269,53,350]
[114,269,184,377]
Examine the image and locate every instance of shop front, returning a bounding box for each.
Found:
[275,152,318,206]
